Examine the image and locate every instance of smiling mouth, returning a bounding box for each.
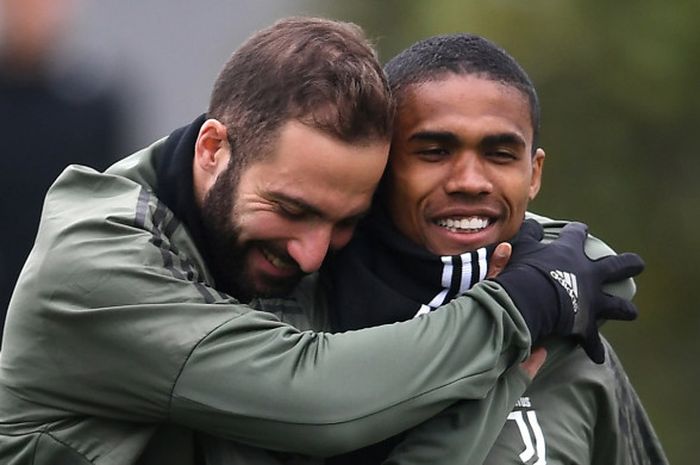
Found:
[434,216,491,233]
[260,247,297,271]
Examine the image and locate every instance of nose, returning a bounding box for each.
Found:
[287,225,333,273]
[444,153,493,196]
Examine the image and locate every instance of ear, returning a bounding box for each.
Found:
[192,119,231,206]
[528,148,545,201]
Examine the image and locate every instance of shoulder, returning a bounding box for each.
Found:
[19,153,212,311]
[526,211,636,300]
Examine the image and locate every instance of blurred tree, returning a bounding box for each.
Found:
[311,0,697,462]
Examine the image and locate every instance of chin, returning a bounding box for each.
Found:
[436,239,491,256]
[252,278,301,299]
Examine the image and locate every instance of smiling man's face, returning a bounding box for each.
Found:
[385,74,545,255]
[200,119,388,301]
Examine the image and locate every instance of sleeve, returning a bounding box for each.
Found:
[3,167,531,457]
[170,281,529,456]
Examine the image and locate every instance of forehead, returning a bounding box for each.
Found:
[242,120,389,219]
[396,75,534,146]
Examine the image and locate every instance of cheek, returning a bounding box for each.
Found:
[499,167,534,205]
[236,211,289,243]
[390,164,438,207]
[496,172,533,228]
[503,183,533,236]
[508,187,532,219]
[387,179,421,226]
[386,160,444,226]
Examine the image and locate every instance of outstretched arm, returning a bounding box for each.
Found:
[4,166,533,457]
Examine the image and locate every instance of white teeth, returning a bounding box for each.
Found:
[436,217,489,232]
[262,248,293,269]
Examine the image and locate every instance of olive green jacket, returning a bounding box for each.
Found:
[0,138,533,464]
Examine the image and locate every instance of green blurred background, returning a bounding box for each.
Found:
[308,0,697,462]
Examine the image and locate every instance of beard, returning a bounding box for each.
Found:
[199,162,303,302]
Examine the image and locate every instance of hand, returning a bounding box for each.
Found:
[520,346,547,380]
[486,242,511,279]
[494,220,645,364]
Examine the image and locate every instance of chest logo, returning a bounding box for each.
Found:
[507,398,546,464]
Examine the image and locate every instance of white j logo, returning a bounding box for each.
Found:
[507,410,547,464]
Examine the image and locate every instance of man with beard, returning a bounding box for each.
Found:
[0,17,644,465]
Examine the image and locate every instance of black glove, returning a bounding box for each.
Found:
[493,219,645,363]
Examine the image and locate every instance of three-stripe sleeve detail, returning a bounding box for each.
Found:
[134,188,218,303]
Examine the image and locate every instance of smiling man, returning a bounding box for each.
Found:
[322,33,667,465]
[192,118,384,301]
[385,76,543,256]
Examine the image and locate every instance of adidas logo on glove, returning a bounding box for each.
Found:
[494,220,644,363]
[550,270,580,314]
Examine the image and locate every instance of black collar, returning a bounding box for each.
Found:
[325,207,494,331]
[153,114,216,274]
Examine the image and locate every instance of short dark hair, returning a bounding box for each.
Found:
[208,17,393,171]
[385,33,541,150]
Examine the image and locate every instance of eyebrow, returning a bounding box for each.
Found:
[480,133,527,149]
[268,192,369,223]
[408,130,527,150]
[408,131,459,144]
[268,192,325,217]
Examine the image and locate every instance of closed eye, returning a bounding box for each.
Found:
[486,150,518,161]
[480,133,526,161]
[268,194,322,221]
[416,147,451,159]
[276,203,309,219]
[409,131,458,160]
